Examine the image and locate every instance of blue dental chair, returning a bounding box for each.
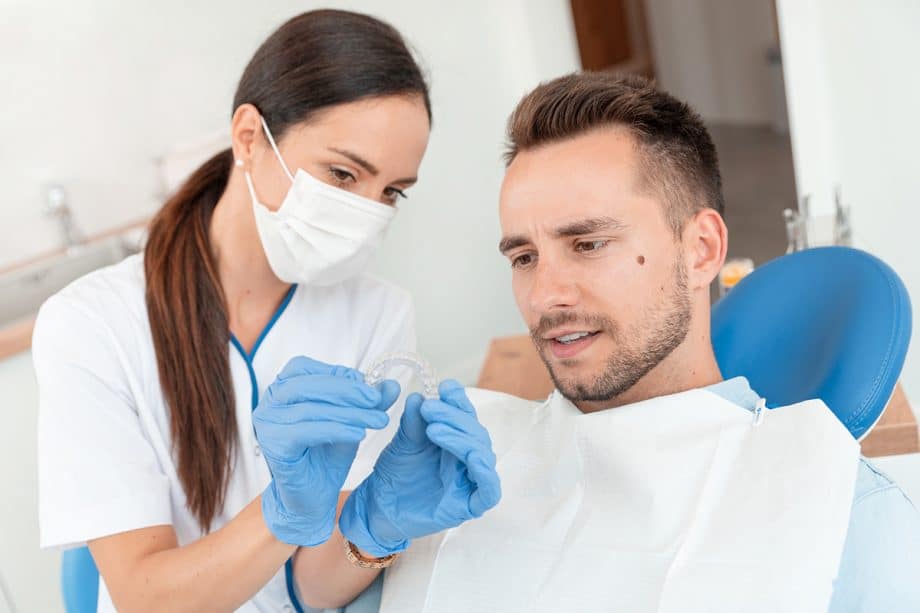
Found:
[712,246,912,439]
[60,247,912,612]
[61,546,98,612]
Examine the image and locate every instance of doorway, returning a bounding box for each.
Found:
[568,0,797,267]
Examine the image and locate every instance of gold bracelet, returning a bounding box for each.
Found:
[343,537,399,569]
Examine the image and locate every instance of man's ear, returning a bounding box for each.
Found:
[684,208,728,290]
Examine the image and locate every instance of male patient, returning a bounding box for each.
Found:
[353,73,920,613]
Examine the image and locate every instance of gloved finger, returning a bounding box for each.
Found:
[425,422,497,469]
[375,379,401,412]
[266,374,381,408]
[393,392,429,451]
[276,356,364,382]
[256,402,390,430]
[420,399,485,432]
[437,379,478,416]
[294,422,368,450]
[425,423,501,517]
[468,457,502,517]
[420,401,494,454]
[259,421,368,461]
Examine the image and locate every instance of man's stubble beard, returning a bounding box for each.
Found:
[532,258,692,404]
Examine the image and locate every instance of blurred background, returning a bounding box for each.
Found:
[1,1,919,611]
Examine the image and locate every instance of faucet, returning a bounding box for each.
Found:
[44,183,84,251]
[783,195,810,254]
[833,186,853,247]
[783,189,854,253]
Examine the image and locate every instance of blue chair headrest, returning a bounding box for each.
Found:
[712,247,912,439]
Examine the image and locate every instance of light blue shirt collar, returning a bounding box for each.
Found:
[704,376,761,412]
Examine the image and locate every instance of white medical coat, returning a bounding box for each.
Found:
[33,254,415,612]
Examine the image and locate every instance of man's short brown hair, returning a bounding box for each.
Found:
[505,72,724,236]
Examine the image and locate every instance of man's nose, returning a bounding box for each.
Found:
[528,259,580,313]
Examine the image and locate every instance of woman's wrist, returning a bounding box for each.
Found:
[260,487,336,547]
[343,537,400,569]
[339,482,409,557]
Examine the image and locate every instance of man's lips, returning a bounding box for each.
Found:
[541,328,602,342]
[545,330,601,359]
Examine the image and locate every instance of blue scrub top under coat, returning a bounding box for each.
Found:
[229,284,306,613]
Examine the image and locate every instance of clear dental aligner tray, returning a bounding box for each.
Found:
[364,351,439,399]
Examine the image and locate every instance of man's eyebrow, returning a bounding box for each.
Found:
[327,147,418,185]
[498,234,530,254]
[553,217,628,238]
[499,218,627,254]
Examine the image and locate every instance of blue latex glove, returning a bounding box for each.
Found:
[253,356,400,546]
[339,379,502,557]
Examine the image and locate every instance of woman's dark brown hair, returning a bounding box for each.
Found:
[144,9,431,530]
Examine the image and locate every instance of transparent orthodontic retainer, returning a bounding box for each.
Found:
[363,351,439,399]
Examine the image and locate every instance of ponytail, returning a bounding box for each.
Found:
[144,148,235,530]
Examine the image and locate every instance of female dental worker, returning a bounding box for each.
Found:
[33,9,499,612]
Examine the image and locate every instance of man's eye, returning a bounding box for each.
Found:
[575,239,608,253]
[511,253,535,269]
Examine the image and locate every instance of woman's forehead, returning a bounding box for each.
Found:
[280,96,430,174]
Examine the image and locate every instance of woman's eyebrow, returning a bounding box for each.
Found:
[327,147,417,184]
[328,147,379,175]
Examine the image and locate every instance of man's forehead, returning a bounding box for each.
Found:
[503,126,638,180]
[499,172,639,241]
[500,130,641,219]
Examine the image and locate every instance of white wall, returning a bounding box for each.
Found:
[776,0,920,398]
[0,352,61,613]
[0,0,580,377]
[644,0,778,125]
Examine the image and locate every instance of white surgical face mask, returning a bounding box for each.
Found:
[242,116,397,286]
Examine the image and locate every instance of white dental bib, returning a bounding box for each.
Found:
[380,387,859,613]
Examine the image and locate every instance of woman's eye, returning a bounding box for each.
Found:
[383,186,407,205]
[575,239,608,253]
[328,167,355,186]
[511,253,535,269]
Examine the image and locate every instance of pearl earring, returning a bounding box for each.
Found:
[234,159,244,167]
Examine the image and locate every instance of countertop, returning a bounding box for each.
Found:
[0,218,148,360]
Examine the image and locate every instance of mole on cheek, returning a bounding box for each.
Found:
[637,255,646,265]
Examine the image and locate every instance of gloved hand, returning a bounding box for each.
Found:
[253,356,400,546]
[339,379,502,557]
